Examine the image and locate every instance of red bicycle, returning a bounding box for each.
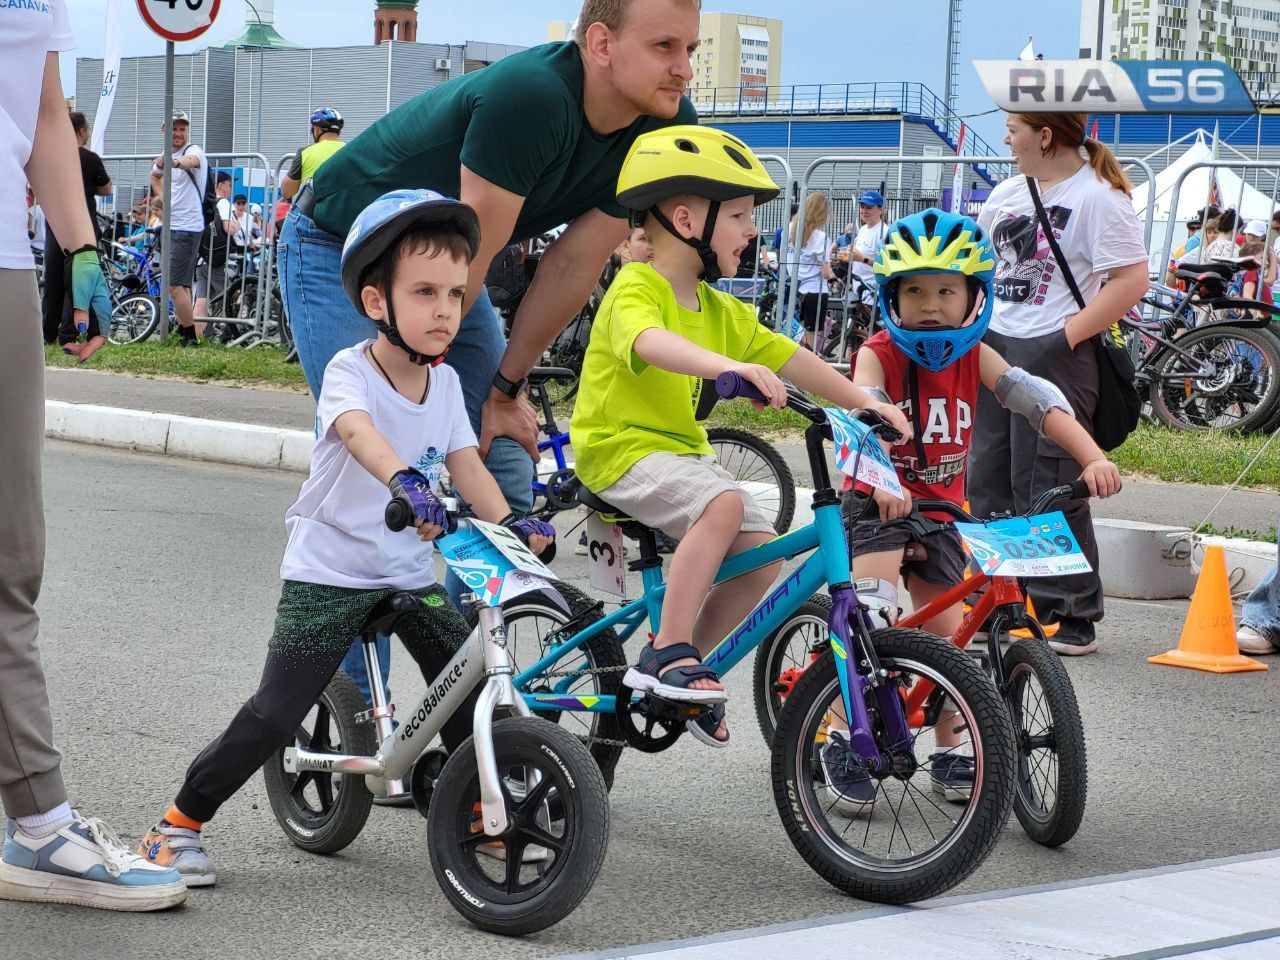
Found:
[754,481,1090,848]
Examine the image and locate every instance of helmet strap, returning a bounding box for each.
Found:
[648,200,724,283]
[374,258,445,368]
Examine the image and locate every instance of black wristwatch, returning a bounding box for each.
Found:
[491,369,528,400]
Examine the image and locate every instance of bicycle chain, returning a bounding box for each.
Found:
[535,661,632,748]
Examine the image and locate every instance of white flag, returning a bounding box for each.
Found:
[1018,37,1035,61]
[90,0,127,156]
[950,123,967,214]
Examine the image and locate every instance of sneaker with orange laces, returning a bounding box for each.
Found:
[136,823,216,888]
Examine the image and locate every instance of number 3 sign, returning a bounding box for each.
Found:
[137,0,221,42]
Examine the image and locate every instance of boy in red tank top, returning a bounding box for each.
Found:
[823,209,1122,814]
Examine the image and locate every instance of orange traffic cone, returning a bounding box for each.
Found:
[1148,545,1267,673]
[1013,596,1059,639]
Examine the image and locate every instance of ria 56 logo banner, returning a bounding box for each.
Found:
[974,60,1255,114]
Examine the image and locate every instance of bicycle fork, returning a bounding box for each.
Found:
[828,585,913,773]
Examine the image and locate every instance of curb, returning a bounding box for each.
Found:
[46,401,314,472]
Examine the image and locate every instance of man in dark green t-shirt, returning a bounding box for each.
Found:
[276,0,701,705]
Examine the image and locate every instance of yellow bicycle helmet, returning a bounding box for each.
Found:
[617,125,779,281]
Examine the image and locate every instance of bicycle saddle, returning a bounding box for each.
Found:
[528,366,576,385]
[358,591,422,636]
[575,486,636,524]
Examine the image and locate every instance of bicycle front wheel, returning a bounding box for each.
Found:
[1150,325,1280,433]
[771,630,1015,904]
[707,427,797,534]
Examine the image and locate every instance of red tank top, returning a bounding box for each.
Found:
[847,330,981,510]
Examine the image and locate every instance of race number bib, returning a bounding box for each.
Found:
[954,512,1092,578]
[585,513,626,598]
[825,408,904,500]
[438,520,561,608]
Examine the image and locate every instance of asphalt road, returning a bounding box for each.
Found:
[5,441,1280,960]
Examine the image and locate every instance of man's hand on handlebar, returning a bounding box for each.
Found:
[388,468,450,542]
[1080,459,1122,499]
[728,361,788,410]
[875,486,913,523]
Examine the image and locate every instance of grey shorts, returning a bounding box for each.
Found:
[195,259,227,304]
[167,229,203,288]
[841,491,969,587]
[599,451,775,540]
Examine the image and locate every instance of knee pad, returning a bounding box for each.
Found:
[854,577,899,629]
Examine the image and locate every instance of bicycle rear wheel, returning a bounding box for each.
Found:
[707,427,796,534]
[109,294,159,344]
[771,631,1015,903]
[752,593,831,744]
[1149,325,1280,433]
[998,628,1087,847]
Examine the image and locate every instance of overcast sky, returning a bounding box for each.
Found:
[62,0,1081,148]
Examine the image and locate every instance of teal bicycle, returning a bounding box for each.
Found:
[494,373,1017,903]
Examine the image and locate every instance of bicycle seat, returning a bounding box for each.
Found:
[358,591,422,637]
[1175,263,1236,283]
[576,486,636,524]
[528,366,577,385]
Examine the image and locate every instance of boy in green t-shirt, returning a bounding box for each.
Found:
[570,127,911,746]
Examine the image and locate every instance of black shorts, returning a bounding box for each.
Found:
[799,291,829,331]
[841,491,969,587]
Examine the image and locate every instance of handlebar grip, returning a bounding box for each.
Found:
[715,371,766,403]
[1066,480,1092,501]
[384,497,459,534]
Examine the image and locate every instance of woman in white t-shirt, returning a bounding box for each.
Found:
[972,112,1149,657]
[788,191,834,350]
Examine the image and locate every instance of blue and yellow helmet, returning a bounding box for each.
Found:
[873,208,996,371]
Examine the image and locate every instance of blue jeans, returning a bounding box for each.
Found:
[278,207,534,705]
[1241,523,1280,643]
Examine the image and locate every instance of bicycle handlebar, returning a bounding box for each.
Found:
[385,496,461,535]
[903,480,1092,531]
[713,371,902,441]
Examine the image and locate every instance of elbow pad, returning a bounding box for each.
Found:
[994,367,1073,435]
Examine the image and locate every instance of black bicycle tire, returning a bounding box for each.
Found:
[752,593,832,744]
[1148,323,1280,433]
[484,583,626,789]
[262,670,375,855]
[771,632,1016,904]
[108,293,160,344]
[999,630,1088,848]
[706,426,797,534]
[427,717,609,935]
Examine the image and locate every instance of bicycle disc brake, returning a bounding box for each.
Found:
[614,683,697,753]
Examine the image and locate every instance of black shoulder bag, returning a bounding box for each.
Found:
[1026,177,1141,451]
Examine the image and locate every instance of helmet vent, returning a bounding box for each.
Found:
[675,138,700,154]
[723,144,752,169]
[942,222,965,248]
[897,224,917,248]
[922,211,940,236]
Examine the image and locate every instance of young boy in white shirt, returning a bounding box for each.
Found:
[135,190,553,886]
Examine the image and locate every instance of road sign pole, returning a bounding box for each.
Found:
[158,40,174,339]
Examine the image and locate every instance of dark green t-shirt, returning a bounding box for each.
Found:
[311,42,698,242]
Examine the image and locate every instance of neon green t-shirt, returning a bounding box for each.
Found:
[569,263,799,494]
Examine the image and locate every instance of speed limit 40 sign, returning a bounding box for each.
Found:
[137,0,221,42]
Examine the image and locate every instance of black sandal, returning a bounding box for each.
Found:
[622,641,728,705]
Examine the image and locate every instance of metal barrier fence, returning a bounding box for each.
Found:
[1158,158,1280,279]
[97,151,282,344]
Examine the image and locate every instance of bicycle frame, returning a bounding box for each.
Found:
[282,586,534,838]
[514,400,915,773]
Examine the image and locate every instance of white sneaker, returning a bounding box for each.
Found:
[1237,625,1279,655]
[0,813,187,911]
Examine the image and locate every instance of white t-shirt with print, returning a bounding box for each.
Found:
[151,143,209,233]
[850,220,888,301]
[280,342,477,590]
[794,229,830,295]
[1,0,75,269]
[977,165,1148,339]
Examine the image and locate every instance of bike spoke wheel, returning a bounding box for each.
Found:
[492,583,626,788]
[772,631,1015,903]
[753,594,831,743]
[706,427,797,534]
[263,671,374,854]
[428,718,608,935]
[1000,632,1087,848]
[109,294,159,344]
[1151,326,1280,433]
